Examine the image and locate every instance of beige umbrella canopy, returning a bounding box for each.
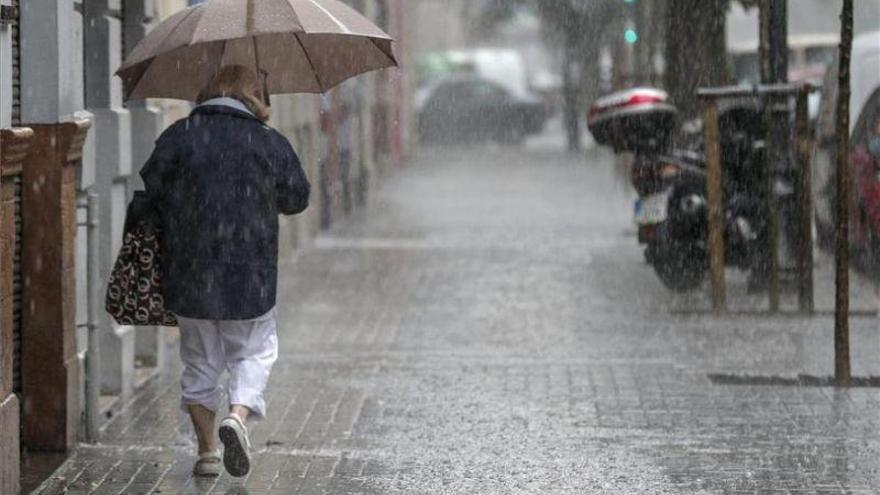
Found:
[117,0,397,101]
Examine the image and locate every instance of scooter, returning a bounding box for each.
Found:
[588,88,798,292]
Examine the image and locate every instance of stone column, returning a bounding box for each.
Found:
[20,119,91,451]
[370,1,392,177]
[340,80,361,215]
[125,0,167,371]
[18,0,91,452]
[0,127,32,495]
[357,0,379,207]
[19,0,85,124]
[84,0,135,400]
[360,74,378,205]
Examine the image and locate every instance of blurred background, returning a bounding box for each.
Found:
[3,1,880,493]
[411,0,880,151]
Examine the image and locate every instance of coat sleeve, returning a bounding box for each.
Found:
[274,134,311,216]
[139,125,179,204]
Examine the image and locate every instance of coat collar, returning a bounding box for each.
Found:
[190,104,262,123]
[198,97,255,116]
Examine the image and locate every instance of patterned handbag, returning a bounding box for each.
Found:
[105,192,177,327]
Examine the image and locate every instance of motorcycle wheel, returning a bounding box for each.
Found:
[648,229,707,292]
[652,252,706,292]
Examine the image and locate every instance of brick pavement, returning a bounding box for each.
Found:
[36,143,880,494]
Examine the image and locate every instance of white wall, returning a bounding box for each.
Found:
[19,0,85,123]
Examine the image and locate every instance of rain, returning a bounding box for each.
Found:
[2,0,880,493]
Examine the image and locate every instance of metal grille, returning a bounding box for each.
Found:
[12,176,22,393]
[10,0,20,125]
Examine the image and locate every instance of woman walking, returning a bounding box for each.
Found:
[139,65,310,477]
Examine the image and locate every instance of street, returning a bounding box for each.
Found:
[38,137,880,494]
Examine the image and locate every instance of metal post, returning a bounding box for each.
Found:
[835,0,853,387]
[764,95,781,313]
[795,87,815,314]
[703,98,726,313]
[84,192,102,441]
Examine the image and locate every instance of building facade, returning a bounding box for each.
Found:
[0,0,414,492]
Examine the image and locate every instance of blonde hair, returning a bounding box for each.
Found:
[197,65,270,122]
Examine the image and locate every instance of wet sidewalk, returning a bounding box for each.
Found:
[39,144,880,494]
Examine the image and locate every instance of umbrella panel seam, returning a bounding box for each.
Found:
[305,0,352,34]
[121,5,202,71]
[282,0,306,33]
[293,33,325,92]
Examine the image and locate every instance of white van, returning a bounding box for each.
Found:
[729,34,839,86]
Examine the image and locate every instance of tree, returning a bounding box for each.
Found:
[834,0,853,387]
[471,1,758,139]
[536,2,621,151]
[663,0,732,118]
[468,0,621,152]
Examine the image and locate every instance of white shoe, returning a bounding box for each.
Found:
[219,414,251,477]
[193,450,222,477]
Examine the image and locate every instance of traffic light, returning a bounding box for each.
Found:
[624,0,638,43]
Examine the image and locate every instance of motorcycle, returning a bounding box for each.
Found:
[587,88,799,292]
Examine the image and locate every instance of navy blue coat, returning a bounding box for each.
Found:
[140,104,310,320]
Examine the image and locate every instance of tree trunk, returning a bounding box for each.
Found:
[579,39,603,118]
[834,0,853,387]
[663,0,730,118]
[634,0,653,82]
[759,0,788,84]
[562,36,582,152]
[651,0,668,86]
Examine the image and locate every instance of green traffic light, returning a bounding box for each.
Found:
[624,29,638,43]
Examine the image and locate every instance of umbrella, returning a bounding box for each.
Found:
[116,0,397,101]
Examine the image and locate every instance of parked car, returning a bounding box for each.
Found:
[813,31,880,273]
[416,76,548,145]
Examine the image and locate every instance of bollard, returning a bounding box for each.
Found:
[702,99,726,313]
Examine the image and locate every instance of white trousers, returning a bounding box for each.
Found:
[176,307,278,420]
